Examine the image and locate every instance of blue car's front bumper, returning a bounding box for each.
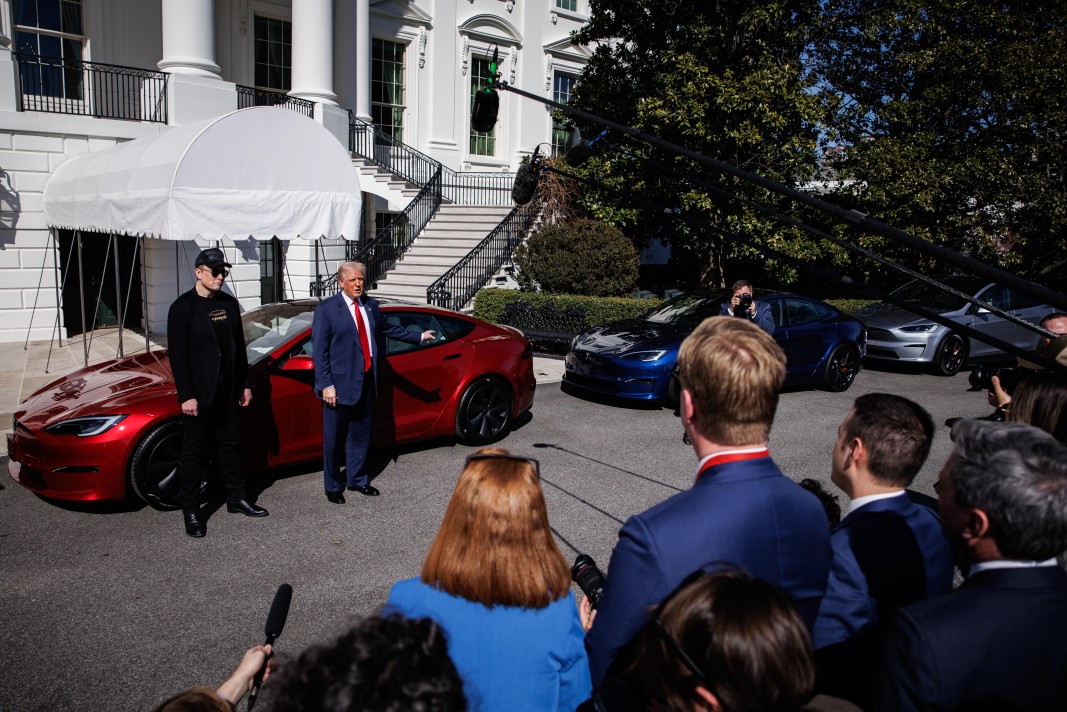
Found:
[563,349,672,401]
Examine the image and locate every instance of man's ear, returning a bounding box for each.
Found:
[962,508,992,543]
[694,685,722,711]
[849,436,867,468]
[682,388,697,427]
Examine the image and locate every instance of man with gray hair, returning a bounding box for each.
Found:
[873,419,1067,711]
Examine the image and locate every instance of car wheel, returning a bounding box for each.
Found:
[822,344,861,392]
[454,376,513,445]
[665,369,681,408]
[933,333,968,376]
[128,420,185,510]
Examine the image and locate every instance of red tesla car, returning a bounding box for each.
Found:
[7,298,535,509]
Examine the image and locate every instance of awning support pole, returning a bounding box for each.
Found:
[76,230,88,367]
[141,237,149,353]
[24,227,53,350]
[85,233,114,362]
[112,233,123,358]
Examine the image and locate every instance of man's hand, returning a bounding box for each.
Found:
[578,594,597,633]
[239,388,252,407]
[421,329,436,342]
[181,398,198,417]
[748,300,757,317]
[729,294,742,309]
[216,643,272,703]
[322,385,337,407]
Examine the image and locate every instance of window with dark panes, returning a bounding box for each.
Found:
[555,0,578,11]
[372,39,406,141]
[469,56,496,156]
[14,0,84,99]
[551,72,577,156]
[254,15,292,91]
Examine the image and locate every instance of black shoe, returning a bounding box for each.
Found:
[227,498,269,517]
[325,489,346,505]
[348,484,380,497]
[183,506,206,538]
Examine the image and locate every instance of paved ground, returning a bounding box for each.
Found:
[0,347,989,711]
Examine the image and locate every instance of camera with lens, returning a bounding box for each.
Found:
[571,554,607,610]
[968,364,1021,394]
[733,293,753,318]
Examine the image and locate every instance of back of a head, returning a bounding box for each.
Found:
[949,419,1067,560]
[268,615,466,712]
[677,317,786,445]
[1007,371,1067,445]
[421,447,570,609]
[846,393,935,487]
[624,568,815,712]
[153,689,232,712]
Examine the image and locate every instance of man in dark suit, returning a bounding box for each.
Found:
[312,262,434,504]
[814,393,954,649]
[168,248,267,538]
[581,317,832,684]
[718,278,775,334]
[873,420,1067,711]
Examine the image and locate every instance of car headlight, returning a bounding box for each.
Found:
[620,350,669,362]
[899,323,939,333]
[45,415,128,437]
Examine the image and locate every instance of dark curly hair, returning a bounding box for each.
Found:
[268,615,466,712]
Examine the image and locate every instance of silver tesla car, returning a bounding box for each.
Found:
[858,276,1052,376]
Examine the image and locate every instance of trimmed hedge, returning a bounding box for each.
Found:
[473,288,662,330]
[825,299,877,315]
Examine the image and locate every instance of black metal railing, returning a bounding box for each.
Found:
[440,169,514,206]
[235,85,315,117]
[426,197,541,311]
[350,114,441,186]
[14,52,167,123]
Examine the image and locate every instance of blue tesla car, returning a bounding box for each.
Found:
[563,290,867,405]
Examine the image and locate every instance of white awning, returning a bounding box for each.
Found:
[43,106,362,240]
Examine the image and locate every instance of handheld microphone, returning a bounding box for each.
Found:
[247,583,292,711]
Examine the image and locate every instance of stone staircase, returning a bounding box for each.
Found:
[352,156,423,210]
[370,203,514,302]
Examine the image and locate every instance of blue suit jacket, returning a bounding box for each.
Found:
[312,292,420,405]
[813,491,954,649]
[873,566,1067,711]
[585,456,832,684]
[719,299,775,334]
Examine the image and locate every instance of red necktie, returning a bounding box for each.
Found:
[353,301,372,373]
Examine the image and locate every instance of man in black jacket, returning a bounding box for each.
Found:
[167,248,267,538]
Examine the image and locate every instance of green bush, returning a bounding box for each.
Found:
[473,289,661,329]
[825,298,877,315]
[514,218,639,296]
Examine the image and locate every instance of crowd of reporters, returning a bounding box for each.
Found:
[156,310,1067,712]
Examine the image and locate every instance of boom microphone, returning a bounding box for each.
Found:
[471,47,501,133]
[564,129,609,167]
[511,147,542,205]
[247,583,292,710]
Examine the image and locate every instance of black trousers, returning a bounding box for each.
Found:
[177,382,245,507]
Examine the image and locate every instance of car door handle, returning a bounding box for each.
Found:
[442,353,462,361]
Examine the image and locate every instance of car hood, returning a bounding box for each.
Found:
[573,319,688,354]
[15,350,175,427]
[856,302,951,329]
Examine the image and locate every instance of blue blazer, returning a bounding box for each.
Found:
[385,578,592,711]
[312,292,420,405]
[872,566,1067,711]
[719,299,775,334]
[585,456,833,684]
[813,491,954,649]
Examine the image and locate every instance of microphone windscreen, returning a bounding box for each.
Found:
[511,163,539,205]
[264,583,293,640]
[471,90,499,133]
[564,141,594,167]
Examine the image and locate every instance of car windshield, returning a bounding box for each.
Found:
[888,276,987,311]
[643,293,725,325]
[242,302,317,365]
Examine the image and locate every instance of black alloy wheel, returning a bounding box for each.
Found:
[128,420,185,510]
[454,377,513,445]
[822,344,861,392]
[933,333,967,377]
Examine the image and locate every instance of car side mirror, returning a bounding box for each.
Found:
[976,307,991,315]
[280,354,315,371]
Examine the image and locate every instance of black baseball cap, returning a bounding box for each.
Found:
[195,248,232,269]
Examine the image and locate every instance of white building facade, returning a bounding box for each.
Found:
[0,0,590,344]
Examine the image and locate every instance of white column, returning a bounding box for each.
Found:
[354,0,371,121]
[290,0,337,105]
[333,0,358,113]
[157,0,222,78]
[0,0,18,111]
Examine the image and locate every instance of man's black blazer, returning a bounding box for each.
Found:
[167,288,248,406]
[872,566,1067,711]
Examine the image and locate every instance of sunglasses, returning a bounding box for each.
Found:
[200,266,229,278]
[464,452,540,477]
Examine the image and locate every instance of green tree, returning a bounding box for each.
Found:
[514,218,639,296]
[811,0,1067,282]
[568,0,835,287]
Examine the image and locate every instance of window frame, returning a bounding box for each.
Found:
[252,13,293,92]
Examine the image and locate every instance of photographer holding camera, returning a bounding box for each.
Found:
[981,312,1067,416]
[719,279,775,334]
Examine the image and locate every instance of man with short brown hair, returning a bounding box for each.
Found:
[582,317,832,683]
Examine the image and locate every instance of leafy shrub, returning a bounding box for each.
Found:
[514,218,639,296]
[825,299,877,315]
[473,289,661,330]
